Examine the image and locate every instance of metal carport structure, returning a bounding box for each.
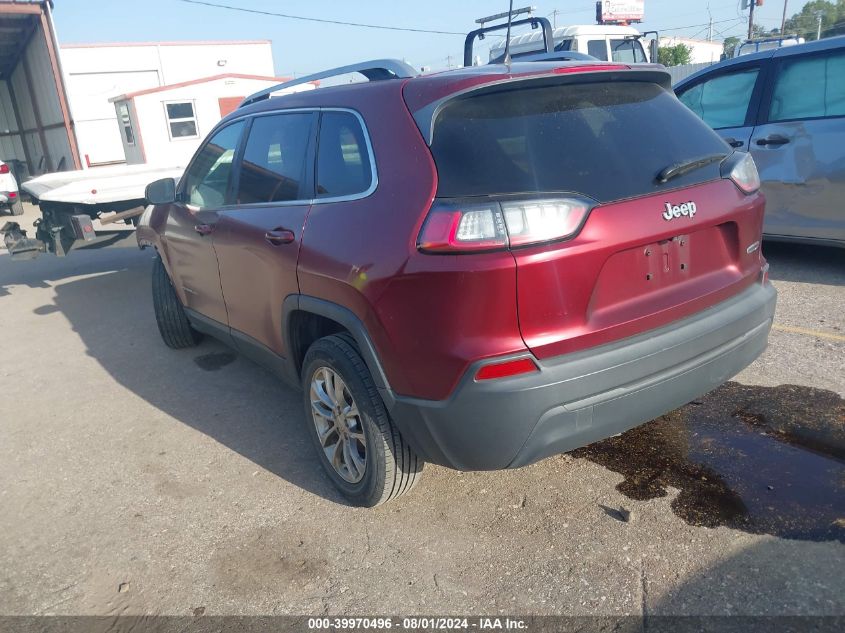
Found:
[0,0,80,183]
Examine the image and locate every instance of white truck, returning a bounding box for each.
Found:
[1,163,182,260]
[488,24,655,64]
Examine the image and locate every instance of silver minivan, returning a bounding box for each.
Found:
[675,36,845,247]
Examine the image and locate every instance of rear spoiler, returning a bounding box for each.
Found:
[411,66,672,145]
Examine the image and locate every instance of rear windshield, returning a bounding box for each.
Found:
[430,81,728,203]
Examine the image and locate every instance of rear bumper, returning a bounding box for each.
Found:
[389,281,777,470]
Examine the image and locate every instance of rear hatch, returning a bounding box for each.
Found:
[413,69,766,359]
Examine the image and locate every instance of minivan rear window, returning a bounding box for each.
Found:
[430,81,729,203]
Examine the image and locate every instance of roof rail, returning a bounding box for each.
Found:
[239,58,418,108]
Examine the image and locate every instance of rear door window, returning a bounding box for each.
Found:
[236,113,314,204]
[315,111,374,199]
[677,68,760,129]
[610,39,646,63]
[430,80,728,203]
[768,50,845,121]
[586,39,608,60]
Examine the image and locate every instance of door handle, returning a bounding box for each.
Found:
[723,137,744,148]
[264,228,295,245]
[756,134,790,147]
[194,223,215,236]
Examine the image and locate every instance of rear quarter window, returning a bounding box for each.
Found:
[430,80,729,203]
[316,111,374,199]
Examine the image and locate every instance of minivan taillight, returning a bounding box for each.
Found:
[723,152,760,194]
[0,164,9,175]
[418,198,591,253]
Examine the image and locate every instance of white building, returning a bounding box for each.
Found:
[108,74,302,166]
[60,40,275,166]
[659,36,723,64]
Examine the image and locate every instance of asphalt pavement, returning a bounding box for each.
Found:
[1,202,842,619]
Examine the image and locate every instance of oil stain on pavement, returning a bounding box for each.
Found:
[574,382,845,542]
[193,351,237,371]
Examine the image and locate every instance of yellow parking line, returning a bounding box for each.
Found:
[772,323,845,342]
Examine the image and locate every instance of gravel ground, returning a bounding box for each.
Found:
[0,202,842,619]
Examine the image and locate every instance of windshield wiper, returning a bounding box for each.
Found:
[656,153,727,184]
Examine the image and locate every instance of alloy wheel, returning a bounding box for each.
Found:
[309,366,367,483]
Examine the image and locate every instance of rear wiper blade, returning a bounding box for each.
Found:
[656,153,727,184]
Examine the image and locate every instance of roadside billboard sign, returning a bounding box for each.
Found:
[598,0,645,23]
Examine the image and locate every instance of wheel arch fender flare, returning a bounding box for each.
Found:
[282,295,396,408]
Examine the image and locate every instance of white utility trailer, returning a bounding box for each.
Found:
[1,163,182,259]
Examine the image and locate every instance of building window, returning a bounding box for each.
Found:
[165,101,198,140]
[117,103,135,145]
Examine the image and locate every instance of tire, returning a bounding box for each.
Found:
[9,199,23,216]
[151,256,202,349]
[302,334,424,506]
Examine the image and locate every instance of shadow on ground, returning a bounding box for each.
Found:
[1,246,344,504]
[647,540,845,627]
[763,241,845,286]
[0,239,137,297]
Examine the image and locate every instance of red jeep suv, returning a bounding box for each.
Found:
[139,59,777,506]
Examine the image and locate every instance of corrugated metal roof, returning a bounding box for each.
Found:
[0,2,46,79]
[0,1,52,7]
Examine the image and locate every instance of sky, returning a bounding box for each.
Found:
[52,0,795,75]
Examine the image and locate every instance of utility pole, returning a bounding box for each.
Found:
[550,9,559,29]
[707,7,713,41]
[748,0,756,40]
[781,0,788,36]
[446,54,453,68]
[815,10,824,40]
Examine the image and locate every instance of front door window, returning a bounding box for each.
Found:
[182,121,245,209]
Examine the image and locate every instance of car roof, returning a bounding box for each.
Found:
[675,34,845,88]
[222,60,670,135]
[235,60,650,107]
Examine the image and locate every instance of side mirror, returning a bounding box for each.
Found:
[145,177,176,205]
[650,39,659,64]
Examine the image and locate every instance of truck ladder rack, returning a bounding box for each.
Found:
[240,59,418,108]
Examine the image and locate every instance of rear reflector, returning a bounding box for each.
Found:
[9,191,16,198]
[475,357,538,381]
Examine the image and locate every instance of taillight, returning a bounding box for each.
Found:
[418,197,592,253]
[475,357,538,381]
[0,164,8,175]
[723,152,760,194]
[418,201,507,252]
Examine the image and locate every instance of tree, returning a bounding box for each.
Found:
[782,0,845,40]
[723,36,740,57]
[658,43,693,67]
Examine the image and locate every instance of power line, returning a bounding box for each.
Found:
[654,16,746,33]
[177,0,466,35]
